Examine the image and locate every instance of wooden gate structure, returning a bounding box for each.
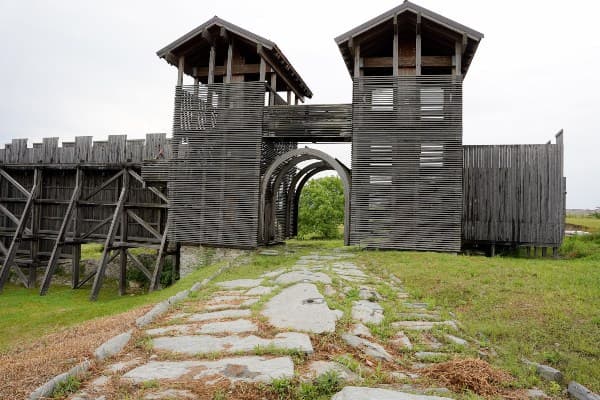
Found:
[0,1,566,298]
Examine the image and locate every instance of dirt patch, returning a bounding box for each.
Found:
[0,306,150,399]
[422,358,525,399]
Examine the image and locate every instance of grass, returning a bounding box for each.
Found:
[0,259,226,352]
[566,214,600,232]
[355,234,600,392]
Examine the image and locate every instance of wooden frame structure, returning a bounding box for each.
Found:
[0,1,567,299]
[0,135,179,299]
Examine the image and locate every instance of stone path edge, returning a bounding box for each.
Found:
[28,262,233,400]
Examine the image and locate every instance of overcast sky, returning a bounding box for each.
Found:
[0,0,598,208]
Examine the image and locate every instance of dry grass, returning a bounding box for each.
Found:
[0,306,150,399]
[423,358,524,399]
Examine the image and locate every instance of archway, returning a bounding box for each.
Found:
[259,148,351,245]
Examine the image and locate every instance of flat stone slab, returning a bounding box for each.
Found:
[106,357,143,373]
[445,334,467,346]
[262,283,340,333]
[351,323,373,338]
[245,286,275,296]
[392,321,457,331]
[398,313,441,321]
[333,268,367,278]
[358,287,382,300]
[187,309,251,322]
[306,361,360,382]
[152,332,313,355]
[274,270,332,285]
[342,333,393,362]
[124,356,294,384]
[197,319,257,334]
[332,387,451,400]
[390,331,413,349]
[352,300,384,325]
[261,269,287,278]
[216,279,263,289]
[146,325,192,336]
[144,389,197,399]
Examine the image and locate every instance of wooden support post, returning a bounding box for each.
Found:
[526,247,531,257]
[225,41,233,83]
[269,73,277,106]
[286,90,292,105]
[119,169,129,296]
[174,242,181,282]
[295,96,299,105]
[208,45,216,84]
[193,67,199,96]
[354,43,361,78]
[490,243,496,257]
[40,168,82,295]
[0,168,41,291]
[416,13,422,76]
[149,217,170,291]
[177,56,185,86]
[553,247,559,258]
[89,169,129,301]
[29,169,43,288]
[259,55,266,82]
[393,15,399,76]
[454,40,462,76]
[541,247,547,257]
[534,247,538,257]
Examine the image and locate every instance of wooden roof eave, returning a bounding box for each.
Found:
[156,16,313,99]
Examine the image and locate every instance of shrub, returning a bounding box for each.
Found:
[298,176,344,240]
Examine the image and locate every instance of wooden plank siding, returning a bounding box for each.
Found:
[263,104,352,141]
[462,144,565,247]
[167,82,265,248]
[350,75,463,252]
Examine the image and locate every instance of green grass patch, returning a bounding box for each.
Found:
[0,260,226,352]
[567,215,600,232]
[355,235,600,392]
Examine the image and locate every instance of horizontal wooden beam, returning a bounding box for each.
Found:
[362,56,452,68]
[193,63,272,78]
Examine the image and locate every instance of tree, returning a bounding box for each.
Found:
[297,176,344,239]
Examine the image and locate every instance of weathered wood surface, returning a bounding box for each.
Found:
[263,104,352,141]
[462,142,565,247]
[168,83,264,248]
[350,75,463,252]
[0,134,171,165]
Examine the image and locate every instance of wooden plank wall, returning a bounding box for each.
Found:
[462,143,565,246]
[350,76,463,252]
[168,83,265,248]
[262,104,353,141]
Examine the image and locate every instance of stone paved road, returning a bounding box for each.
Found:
[64,247,496,400]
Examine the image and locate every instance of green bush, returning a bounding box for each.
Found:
[297,176,344,240]
[126,254,175,288]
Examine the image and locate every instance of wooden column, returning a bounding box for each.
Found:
[71,169,82,289]
[286,90,292,105]
[354,43,361,78]
[177,56,185,86]
[193,67,199,96]
[208,45,216,84]
[119,169,129,296]
[454,41,462,76]
[393,15,399,76]
[225,41,233,83]
[29,169,43,288]
[416,13,422,76]
[269,73,277,106]
[259,56,266,82]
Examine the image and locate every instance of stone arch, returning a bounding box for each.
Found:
[259,147,351,245]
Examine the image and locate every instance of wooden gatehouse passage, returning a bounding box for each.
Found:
[259,148,351,246]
